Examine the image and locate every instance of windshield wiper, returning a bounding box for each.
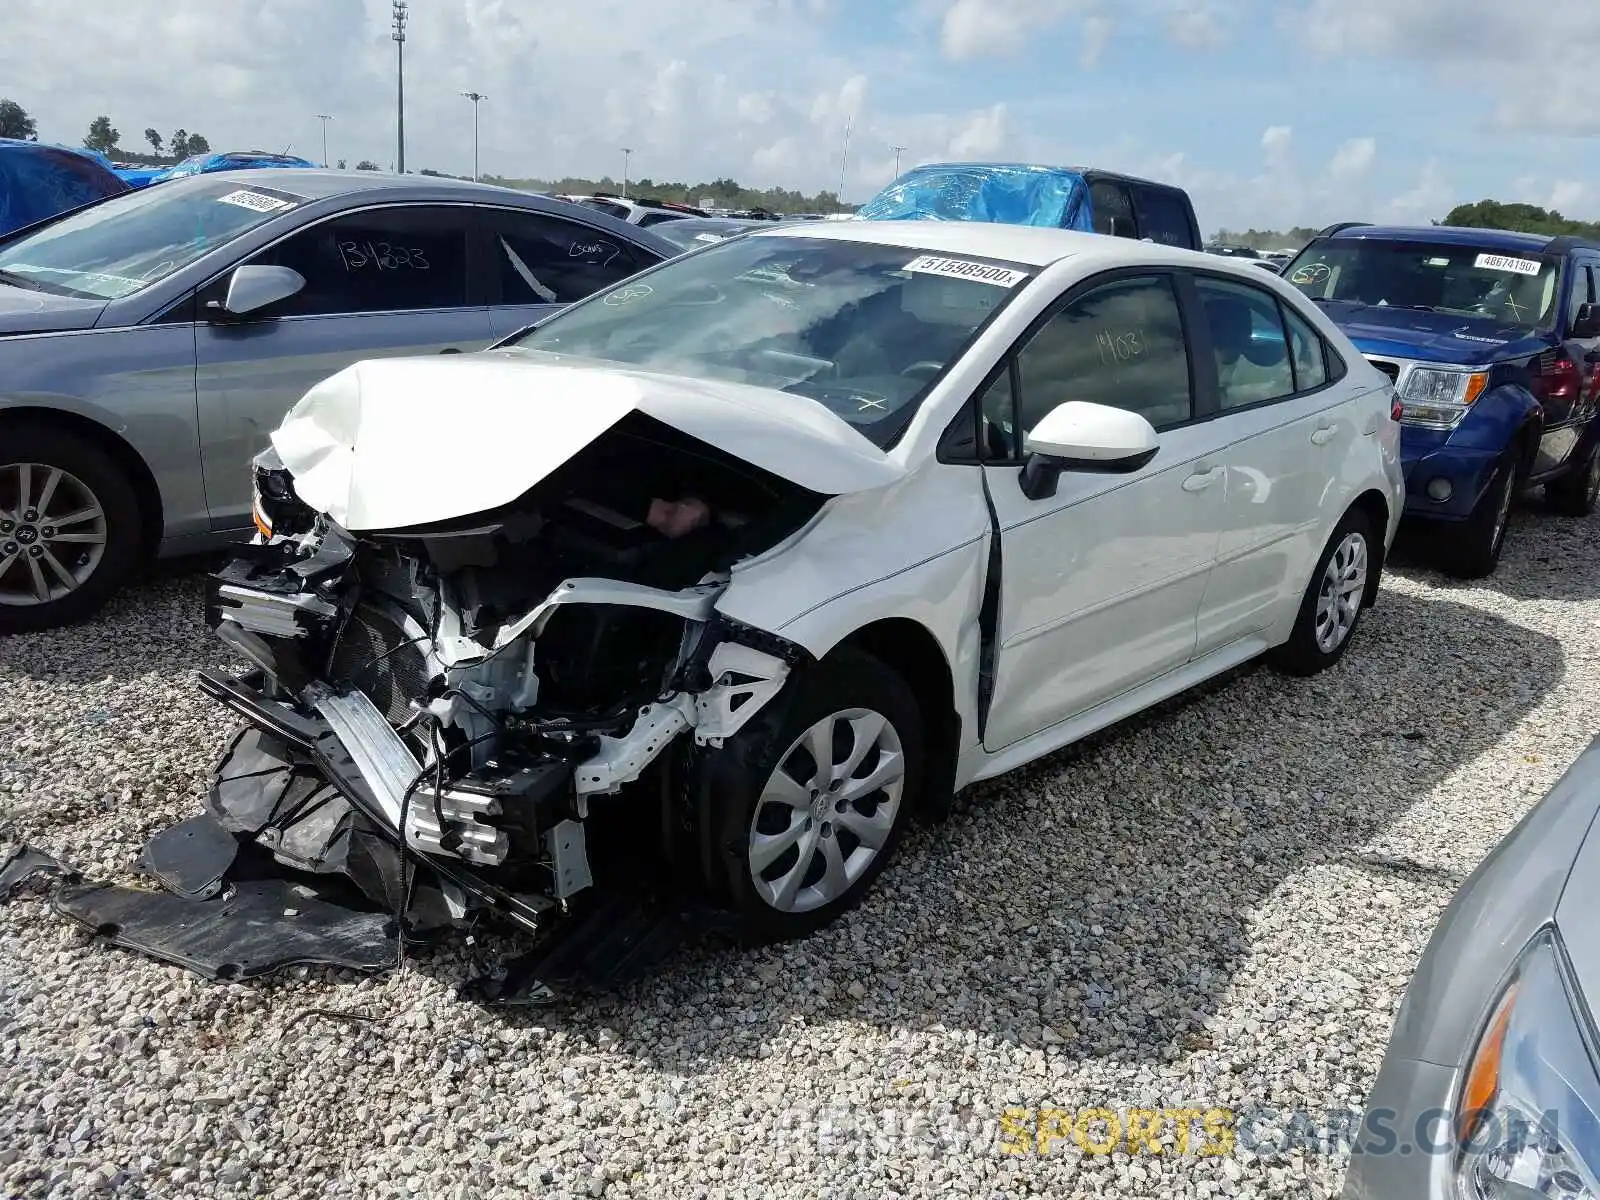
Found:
[0,268,42,292]
[0,269,87,298]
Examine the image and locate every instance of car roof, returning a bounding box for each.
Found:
[1326,223,1557,253]
[746,217,1207,268]
[167,166,543,203]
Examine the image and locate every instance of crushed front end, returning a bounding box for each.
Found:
[30,412,821,992]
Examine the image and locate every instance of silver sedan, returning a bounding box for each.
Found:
[0,169,675,632]
[1344,738,1600,1198]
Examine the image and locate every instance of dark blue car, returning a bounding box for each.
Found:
[1284,224,1600,577]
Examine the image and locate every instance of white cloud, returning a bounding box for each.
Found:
[948,104,1010,158]
[1079,15,1113,67]
[1260,125,1293,167]
[1550,181,1589,214]
[1379,160,1453,224]
[0,0,882,191]
[939,0,1089,61]
[1297,0,1600,136]
[1164,0,1237,49]
[1328,137,1376,179]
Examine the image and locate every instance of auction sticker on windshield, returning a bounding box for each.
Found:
[904,255,1029,287]
[1474,253,1543,277]
[218,189,295,214]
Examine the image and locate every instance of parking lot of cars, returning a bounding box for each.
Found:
[1,503,1594,1198]
[6,161,1600,1199]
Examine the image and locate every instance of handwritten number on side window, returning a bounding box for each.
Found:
[338,240,432,273]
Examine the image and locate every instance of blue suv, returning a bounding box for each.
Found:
[1283,224,1600,577]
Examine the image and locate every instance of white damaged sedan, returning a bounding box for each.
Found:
[40,221,1405,982]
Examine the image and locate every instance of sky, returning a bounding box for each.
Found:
[4,0,1600,234]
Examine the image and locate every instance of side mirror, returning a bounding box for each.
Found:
[1018,401,1160,501]
[209,265,305,319]
[1571,302,1600,340]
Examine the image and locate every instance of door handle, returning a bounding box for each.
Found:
[1311,425,1337,445]
[1182,466,1223,492]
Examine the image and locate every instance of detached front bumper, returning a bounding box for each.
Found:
[1,671,718,998]
[197,668,565,933]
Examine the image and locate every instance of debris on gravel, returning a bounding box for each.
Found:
[1,508,1595,1199]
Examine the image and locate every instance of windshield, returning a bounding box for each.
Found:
[1284,238,1563,330]
[651,220,760,251]
[0,178,305,300]
[507,234,1032,448]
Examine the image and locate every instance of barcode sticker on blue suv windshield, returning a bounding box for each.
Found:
[1475,253,1543,277]
[903,255,1028,287]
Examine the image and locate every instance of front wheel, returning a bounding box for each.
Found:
[1270,508,1375,677]
[699,647,923,940]
[1439,455,1516,579]
[0,426,143,635]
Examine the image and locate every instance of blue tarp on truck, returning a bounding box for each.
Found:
[152,151,316,183]
[0,139,130,236]
[856,162,1095,231]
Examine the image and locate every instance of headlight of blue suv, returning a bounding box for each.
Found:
[1398,367,1489,429]
[1455,932,1600,1199]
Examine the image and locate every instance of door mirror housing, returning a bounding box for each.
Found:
[210,265,305,319]
[1018,401,1160,501]
[1570,301,1600,340]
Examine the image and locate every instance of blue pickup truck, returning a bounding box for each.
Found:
[1282,224,1600,577]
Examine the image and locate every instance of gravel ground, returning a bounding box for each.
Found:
[1,506,1596,1200]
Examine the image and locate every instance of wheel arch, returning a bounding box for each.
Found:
[1348,488,1390,607]
[827,617,961,820]
[0,406,164,557]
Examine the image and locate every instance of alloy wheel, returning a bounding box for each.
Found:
[0,462,109,608]
[1314,531,1368,653]
[747,707,905,913]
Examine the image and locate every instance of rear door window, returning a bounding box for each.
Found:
[483,210,655,305]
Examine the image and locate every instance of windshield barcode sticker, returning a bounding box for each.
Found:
[218,189,293,213]
[903,255,1028,287]
[1474,252,1542,277]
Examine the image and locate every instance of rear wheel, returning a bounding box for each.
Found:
[1270,508,1374,676]
[0,426,142,634]
[1439,454,1516,579]
[698,647,923,940]
[1546,441,1600,517]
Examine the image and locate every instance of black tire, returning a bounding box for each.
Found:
[1270,507,1376,677]
[1439,454,1516,579]
[0,424,143,635]
[697,646,924,941]
[1546,440,1600,517]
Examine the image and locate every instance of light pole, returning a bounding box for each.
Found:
[317,114,332,167]
[460,92,485,180]
[836,115,853,210]
[620,147,632,198]
[391,0,408,174]
[891,144,906,179]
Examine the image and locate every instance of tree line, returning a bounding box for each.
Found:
[480,172,848,214]
[1,98,210,163]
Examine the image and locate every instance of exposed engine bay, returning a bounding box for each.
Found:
[8,413,828,995]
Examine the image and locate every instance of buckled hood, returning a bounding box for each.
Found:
[270,351,905,531]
